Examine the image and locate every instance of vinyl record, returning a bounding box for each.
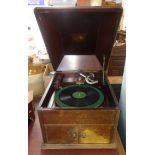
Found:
[55,85,104,108]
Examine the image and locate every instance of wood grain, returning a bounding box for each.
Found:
[29,100,125,155]
[108,76,123,84]
[57,55,102,71]
[34,7,122,70]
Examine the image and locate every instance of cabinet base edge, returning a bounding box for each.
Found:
[41,143,116,149]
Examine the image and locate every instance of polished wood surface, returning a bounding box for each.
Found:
[35,54,121,149]
[28,99,125,155]
[45,125,78,144]
[37,72,120,149]
[78,124,114,144]
[31,5,125,154]
[34,7,122,70]
[57,55,102,71]
[108,76,123,85]
[40,109,118,148]
[34,6,123,150]
[41,109,118,124]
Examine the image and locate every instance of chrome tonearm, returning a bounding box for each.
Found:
[79,73,98,85]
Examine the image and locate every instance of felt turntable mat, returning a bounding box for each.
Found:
[55,85,104,108]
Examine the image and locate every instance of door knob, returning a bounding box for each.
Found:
[72,132,77,138]
[81,133,86,138]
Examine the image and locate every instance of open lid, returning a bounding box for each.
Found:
[34,7,122,71]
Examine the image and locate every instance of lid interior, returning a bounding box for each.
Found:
[34,7,122,70]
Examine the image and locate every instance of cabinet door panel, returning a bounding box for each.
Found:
[79,125,114,144]
[45,125,78,144]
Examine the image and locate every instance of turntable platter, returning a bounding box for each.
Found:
[55,85,104,108]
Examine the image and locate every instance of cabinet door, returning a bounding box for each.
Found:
[79,125,114,144]
[45,125,78,144]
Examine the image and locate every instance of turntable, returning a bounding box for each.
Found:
[55,84,104,108]
[34,6,122,149]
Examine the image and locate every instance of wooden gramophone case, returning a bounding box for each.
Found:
[34,7,123,149]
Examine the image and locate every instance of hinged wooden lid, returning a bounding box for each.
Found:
[34,7,122,71]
